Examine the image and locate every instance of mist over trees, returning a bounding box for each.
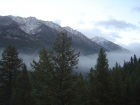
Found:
[0,32,140,105]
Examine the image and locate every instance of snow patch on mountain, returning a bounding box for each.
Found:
[43,21,65,32]
[91,36,128,52]
[10,16,88,40]
[63,26,100,47]
[10,16,42,34]
[10,16,66,34]
[63,26,88,39]
[91,36,109,46]
[63,26,81,35]
[10,16,96,47]
[8,16,128,52]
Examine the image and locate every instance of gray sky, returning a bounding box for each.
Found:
[0,0,140,48]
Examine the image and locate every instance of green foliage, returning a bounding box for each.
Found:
[1,33,140,105]
[87,68,99,105]
[95,48,112,105]
[134,78,140,105]
[31,32,80,105]
[31,47,53,105]
[0,46,23,105]
[11,64,34,105]
[50,32,80,105]
[112,63,125,105]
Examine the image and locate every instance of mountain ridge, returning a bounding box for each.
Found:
[0,15,128,54]
[91,36,129,52]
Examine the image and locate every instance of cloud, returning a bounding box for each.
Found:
[0,10,4,15]
[117,42,140,56]
[0,48,38,70]
[1,47,139,74]
[77,54,97,72]
[78,28,121,42]
[126,42,140,55]
[77,21,85,25]
[95,19,137,31]
[19,53,39,70]
[132,6,140,12]
[77,51,134,73]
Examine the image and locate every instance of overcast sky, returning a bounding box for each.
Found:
[0,0,140,50]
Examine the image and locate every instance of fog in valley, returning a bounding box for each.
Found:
[78,52,133,72]
[0,45,140,73]
[78,44,140,72]
[19,53,39,70]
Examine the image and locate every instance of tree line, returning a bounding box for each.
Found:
[0,32,140,105]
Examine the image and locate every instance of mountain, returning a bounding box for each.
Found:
[0,15,103,55]
[91,36,128,52]
[0,16,58,53]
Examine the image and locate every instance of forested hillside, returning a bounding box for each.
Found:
[0,32,140,105]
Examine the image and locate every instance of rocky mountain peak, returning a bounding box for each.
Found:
[91,36,128,52]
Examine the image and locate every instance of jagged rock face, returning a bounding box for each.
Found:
[91,36,128,52]
[0,15,128,54]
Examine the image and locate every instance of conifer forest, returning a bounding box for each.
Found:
[0,32,140,105]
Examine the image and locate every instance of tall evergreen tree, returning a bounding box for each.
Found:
[11,64,34,105]
[73,73,88,105]
[129,57,134,75]
[31,47,53,105]
[124,76,133,105]
[87,68,99,105]
[134,78,140,105]
[133,54,137,70]
[95,48,112,105]
[113,63,125,105]
[135,63,140,77]
[0,46,22,105]
[51,32,80,105]
[122,61,130,80]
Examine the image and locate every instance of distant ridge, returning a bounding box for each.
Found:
[91,36,129,52]
[0,15,129,54]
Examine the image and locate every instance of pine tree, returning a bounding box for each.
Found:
[135,63,140,77]
[31,47,53,105]
[51,32,80,105]
[124,76,133,105]
[87,68,99,105]
[133,54,137,70]
[95,48,112,105]
[113,63,125,105]
[73,73,88,105]
[122,61,129,80]
[11,64,34,105]
[134,78,140,105]
[0,46,22,105]
[130,56,134,74]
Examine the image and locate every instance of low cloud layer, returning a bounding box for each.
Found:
[19,53,39,70]
[1,45,140,74]
[124,42,140,55]
[95,19,137,31]
[78,42,140,73]
[78,50,140,73]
